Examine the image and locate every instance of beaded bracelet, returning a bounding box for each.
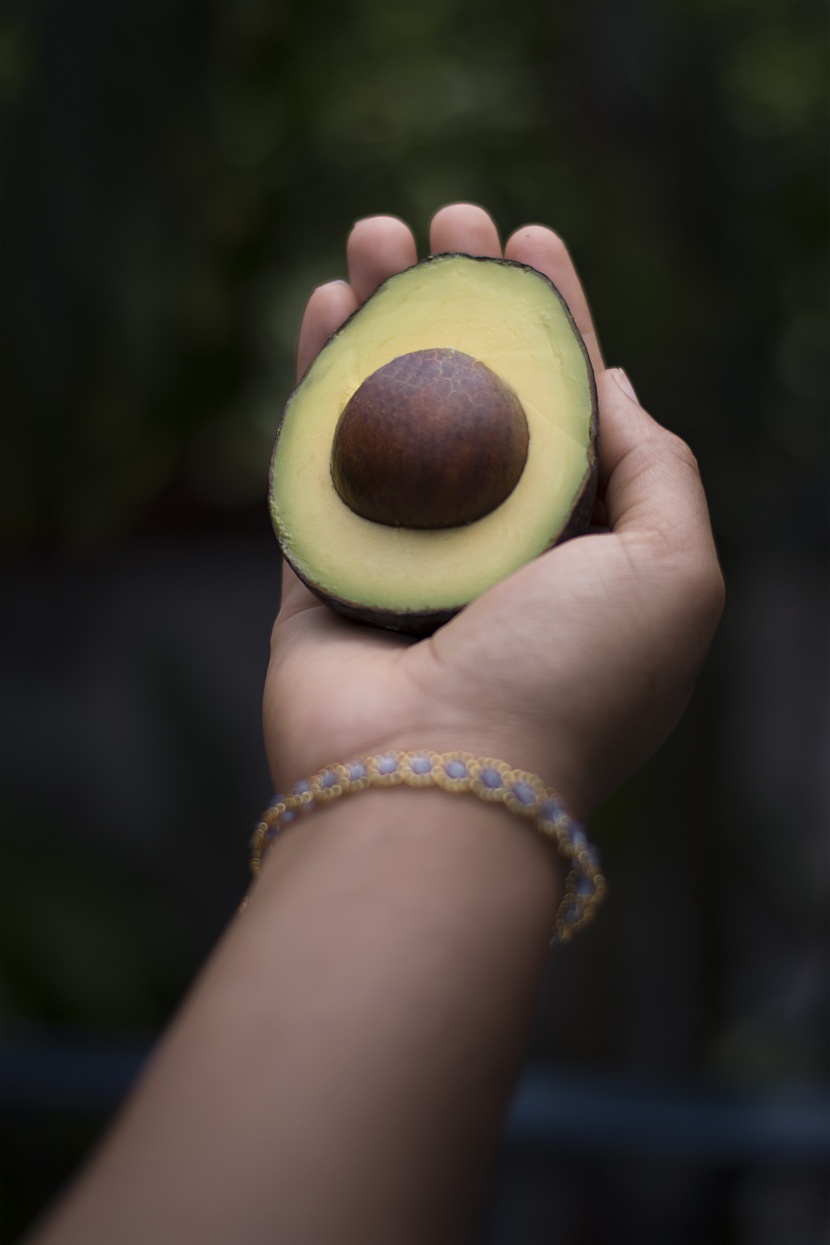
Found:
[249,751,606,944]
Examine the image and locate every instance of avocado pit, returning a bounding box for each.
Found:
[330,348,530,529]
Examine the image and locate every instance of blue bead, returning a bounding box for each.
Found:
[268,794,285,808]
[292,779,311,795]
[575,874,596,896]
[564,826,587,851]
[377,755,398,774]
[481,768,502,789]
[281,809,296,825]
[348,762,366,780]
[512,781,536,805]
[540,798,564,823]
[445,761,468,780]
[410,756,432,774]
[320,770,338,788]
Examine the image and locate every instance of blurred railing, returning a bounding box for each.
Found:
[3,1030,828,1167]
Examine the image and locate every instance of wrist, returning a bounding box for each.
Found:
[371,719,595,820]
[268,728,590,821]
[253,747,606,944]
[253,783,564,947]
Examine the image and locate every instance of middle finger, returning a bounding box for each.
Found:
[429,203,502,257]
[347,215,418,304]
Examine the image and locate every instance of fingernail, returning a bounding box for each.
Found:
[613,368,639,403]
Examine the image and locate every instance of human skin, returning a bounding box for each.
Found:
[28,205,724,1245]
[265,204,724,819]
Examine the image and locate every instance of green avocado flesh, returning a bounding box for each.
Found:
[269,253,597,635]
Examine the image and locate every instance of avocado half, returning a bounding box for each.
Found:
[269,253,598,636]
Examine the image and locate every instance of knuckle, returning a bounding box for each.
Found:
[662,429,700,476]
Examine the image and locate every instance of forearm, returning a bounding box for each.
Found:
[31,786,563,1245]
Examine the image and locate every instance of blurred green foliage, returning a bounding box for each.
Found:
[2,0,827,553]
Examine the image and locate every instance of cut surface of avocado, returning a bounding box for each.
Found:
[269,253,597,634]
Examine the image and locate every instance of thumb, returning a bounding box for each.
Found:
[597,368,714,553]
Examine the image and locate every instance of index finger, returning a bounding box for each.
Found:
[505,225,604,376]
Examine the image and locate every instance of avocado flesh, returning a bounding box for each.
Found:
[269,253,597,632]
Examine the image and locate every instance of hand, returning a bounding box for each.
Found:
[263,204,724,816]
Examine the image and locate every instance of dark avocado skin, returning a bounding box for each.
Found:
[270,253,599,637]
[282,551,460,637]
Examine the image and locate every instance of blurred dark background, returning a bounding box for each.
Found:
[1,0,827,1241]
